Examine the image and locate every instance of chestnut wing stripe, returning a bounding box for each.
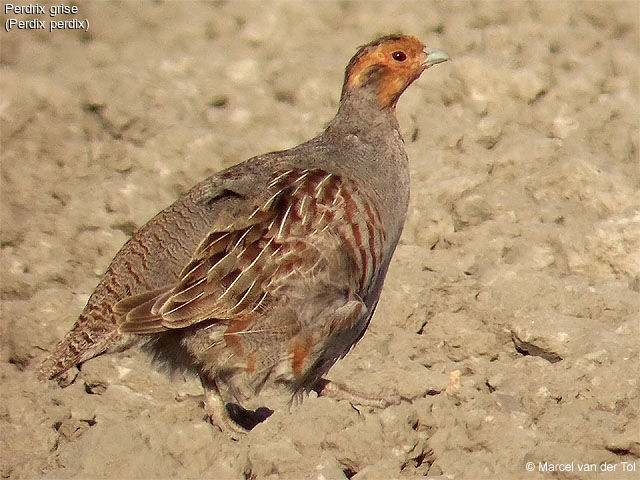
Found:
[146,168,384,330]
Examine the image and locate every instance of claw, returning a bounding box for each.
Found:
[315,379,401,408]
[201,376,272,438]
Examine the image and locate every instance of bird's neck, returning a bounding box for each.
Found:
[320,84,410,254]
[325,86,401,141]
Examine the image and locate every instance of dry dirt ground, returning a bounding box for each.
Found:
[1,1,639,479]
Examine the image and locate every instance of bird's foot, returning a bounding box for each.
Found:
[202,380,273,438]
[314,379,401,408]
[203,388,248,439]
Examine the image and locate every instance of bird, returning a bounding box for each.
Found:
[38,34,449,434]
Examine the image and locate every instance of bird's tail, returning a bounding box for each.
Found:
[37,313,138,380]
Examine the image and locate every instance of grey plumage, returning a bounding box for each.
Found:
[38,34,449,432]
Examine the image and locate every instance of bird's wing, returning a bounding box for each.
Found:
[117,168,383,335]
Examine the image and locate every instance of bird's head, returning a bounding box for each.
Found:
[341,34,449,109]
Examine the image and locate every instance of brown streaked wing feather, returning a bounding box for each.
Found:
[118,168,374,336]
[113,287,168,316]
[117,288,168,334]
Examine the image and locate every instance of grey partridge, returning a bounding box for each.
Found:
[38,34,449,433]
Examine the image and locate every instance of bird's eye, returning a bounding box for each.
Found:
[392,51,407,62]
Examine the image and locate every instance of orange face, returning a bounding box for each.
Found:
[343,35,429,108]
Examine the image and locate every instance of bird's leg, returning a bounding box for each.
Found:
[200,376,248,439]
[200,375,273,437]
[314,378,401,408]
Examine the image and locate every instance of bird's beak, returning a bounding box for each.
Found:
[423,48,450,68]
